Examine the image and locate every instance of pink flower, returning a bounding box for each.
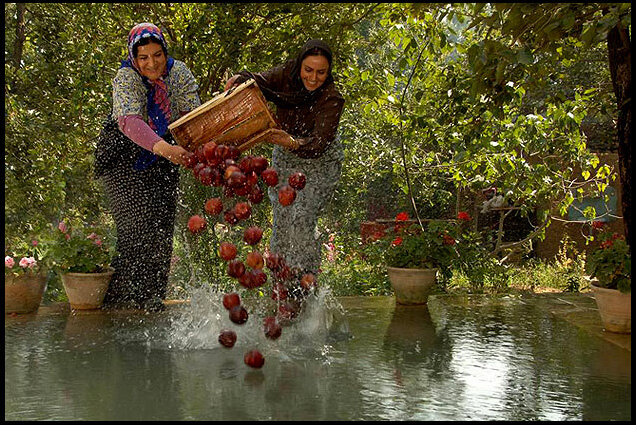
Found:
[391,237,403,246]
[19,257,36,269]
[32,239,39,246]
[65,233,71,241]
[87,233,98,240]
[457,211,471,221]
[396,212,409,222]
[95,239,103,247]
[58,221,68,233]
[5,256,15,268]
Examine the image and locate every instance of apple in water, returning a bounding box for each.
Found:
[263,316,282,340]
[219,242,238,261]
[278,184,296,206]
[204,197,223,216]
[187,215,207,234]
[243,226,263,246]
[229,305,249,324]
[222,292,241,310]
[288,172,306,190]
[244,349,265,368]
[260,167,279,187]
[271,282,288,301]
[218,330,237,348]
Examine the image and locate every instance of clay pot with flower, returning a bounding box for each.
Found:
[369,212,460,305]
[5,238,50,314]
[585,222,631,333]
[48,220,115,310]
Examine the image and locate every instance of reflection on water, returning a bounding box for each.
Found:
[4,293,631,421]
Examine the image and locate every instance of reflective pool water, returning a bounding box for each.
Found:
[4,291,631,420]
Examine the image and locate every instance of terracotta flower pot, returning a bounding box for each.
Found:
[387,267,438,305]
[5,273,47,314]
[61,269,114,310]
[591,283,631,334]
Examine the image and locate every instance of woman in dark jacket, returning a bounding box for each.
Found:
[225,39,345,301]
[95,23,200,311]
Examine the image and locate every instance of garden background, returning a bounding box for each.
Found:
[5,3,631,301]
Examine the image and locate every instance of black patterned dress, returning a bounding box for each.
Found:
[96,60,199,308]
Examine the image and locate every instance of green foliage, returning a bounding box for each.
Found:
[45,220,115,274]
[4,3,628,299]
[586,231,631,293]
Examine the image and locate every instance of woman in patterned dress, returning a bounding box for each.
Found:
[95,23,200,311]
[225,39,345,303]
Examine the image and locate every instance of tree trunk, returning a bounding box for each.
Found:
[607,22,631,252]
[13,3,26,69]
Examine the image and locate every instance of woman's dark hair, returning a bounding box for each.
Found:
[133,36,168,58]
[302,46,332,67]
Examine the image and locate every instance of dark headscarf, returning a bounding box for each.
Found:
[240,39,335,108]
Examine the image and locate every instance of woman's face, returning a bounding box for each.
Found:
[134,41,167,80]
[300,54,329,91]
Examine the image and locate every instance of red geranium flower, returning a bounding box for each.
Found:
[396,212,409,222]
[391,237,403,246]
[457,211,471,221]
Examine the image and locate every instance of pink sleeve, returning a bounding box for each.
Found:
[117,115,162,152]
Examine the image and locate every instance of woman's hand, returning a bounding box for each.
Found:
[152,140,190,166]
[224,75,241,91]
[269,129,301,150]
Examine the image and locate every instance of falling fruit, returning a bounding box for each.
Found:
[263,316,282,340]
[288,172,306,190]
[300,273,317,290]
[219,242,238,261]
[218,330,237,348]
[278,185,296,206]
[222,292,241,310]
[187,215,207,234]
[204,197,223,216]
[227,259,246,278]
[244,349,265,368]
[243,227,263,246]
[260,167,279,187]
[229,305,248,324]
[245,251,264,269]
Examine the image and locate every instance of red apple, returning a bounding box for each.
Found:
[224,210,239,226]
[275,264,292,282]
[192,162,206,179]
[218,330,237,348]
[245,251,264,269]
[251,156,269,175]
[265,252,285,271]
[215,144,230,161]
[244,349,265,368]
[263,316,282,340]
[224,165,241,181]
[222,292,241,310]
[234,184,250,197]
[278,301,299,322]
[233,202,252,220]
[271,282,288,301]
[246,171,259,187]
[227,259,246,278]
[247,185,264,204]
[260,167,279,187]
[300,273,317,290]
[229,305,248,324]
[195,145,207,163]
[238,156,254,174]
[288,172,306,190]
[203,141,217,163]
[204,197,223,216]
[227,145,241,160]
[249,269,267,288]
[219,242,237,261]
[198,166,214,186]
[278,185,296,206]
[184,151,198,169]
[187,215,207,234]
[243,227,263,246]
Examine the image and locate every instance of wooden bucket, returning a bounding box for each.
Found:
[168,79,295,153]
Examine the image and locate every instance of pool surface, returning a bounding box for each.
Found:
[4,290,631,420]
